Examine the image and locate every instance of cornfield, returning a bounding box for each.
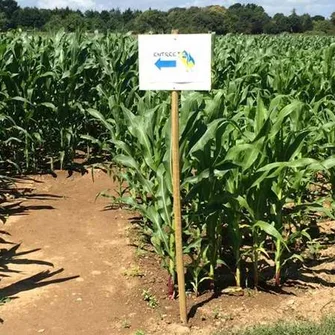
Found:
[1,32,335,295]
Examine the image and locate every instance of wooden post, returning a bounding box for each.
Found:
[171,28,187,323]
[138,30,212,325]
[171,90,187,324]
[171,29,187,324]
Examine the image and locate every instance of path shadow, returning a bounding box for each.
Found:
[2,203,55,218]
[258,283,297,295]
[0,268,79,299]
[1,177,62,223]
[0,242,80,286]
[0,175,79,324]
[188,292,219,319]
[289,268,335,288]
[0,240,79,323]
[0,243,54,277]
[0,230,13,245]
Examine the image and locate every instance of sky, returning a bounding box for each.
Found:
[17,0,334,18]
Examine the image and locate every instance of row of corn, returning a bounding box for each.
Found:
[1,32,335,294]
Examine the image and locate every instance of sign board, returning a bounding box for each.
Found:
[139,34,212,91]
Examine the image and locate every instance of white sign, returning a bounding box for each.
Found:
[138,34,212,91]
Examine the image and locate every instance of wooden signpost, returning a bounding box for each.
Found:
[138,32,212,324]
[171,86,188,324]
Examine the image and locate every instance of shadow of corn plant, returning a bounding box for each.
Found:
[0,229,79,323]
[0,173,79,324]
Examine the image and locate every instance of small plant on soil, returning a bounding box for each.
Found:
[134,331,146,335]
[135,247,147,259]
[121,319,131,329]
[304,240,323,260]
[123,266,144,278]
[213,308,222,320]
[141,289,158,308]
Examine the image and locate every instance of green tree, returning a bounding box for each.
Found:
[43,14,65,31]
[331,12,335,25]
[0,11,8,30]
[83,9,105,31]
[13,7,47,29]
[0,0,18,19]
[313,20,335,34]
[123,8,140,31]
[272,13,291,33]
[122,8,134,25]
[263,20,281,34]
[226,3,247,33]
[168,7,192,33]
[84,10,97,19]
[87,16,106,32]
[106,9,123,31]
[63,13,86,32]
[134,9,170,33]
[194,6,227,34]
[289,9,302,33]
[100,10,109,22]
[226,3,269,34]
[312,15,325,22]
[301,13,313,32]
[51,6,72,19]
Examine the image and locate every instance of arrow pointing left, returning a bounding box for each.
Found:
[155,58,177,70]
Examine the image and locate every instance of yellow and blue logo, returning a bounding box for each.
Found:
[179,50,195,70]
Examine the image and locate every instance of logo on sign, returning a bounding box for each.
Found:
[154,50,195,71]
[179,51,195,70]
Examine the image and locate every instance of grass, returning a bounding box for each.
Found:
[141,289,158,308]
[122,265,145,278]
[121,319,131,329]
[214,315,335,335]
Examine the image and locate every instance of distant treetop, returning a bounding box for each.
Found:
[0,0,334,35]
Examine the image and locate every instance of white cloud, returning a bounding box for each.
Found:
[37,0,96,10]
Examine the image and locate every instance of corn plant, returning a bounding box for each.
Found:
[2,32,335,295]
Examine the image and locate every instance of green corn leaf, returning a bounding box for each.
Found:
[253,220,287,247]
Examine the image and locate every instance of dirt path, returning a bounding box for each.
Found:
[0,170,150,335]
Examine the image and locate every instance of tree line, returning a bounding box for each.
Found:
[0,0,335,35]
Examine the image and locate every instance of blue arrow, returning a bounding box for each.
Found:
[155,58,177,70]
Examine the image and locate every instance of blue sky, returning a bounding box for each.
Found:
[17,1,334,18]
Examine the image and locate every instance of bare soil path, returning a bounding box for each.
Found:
[0,170,150,335]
